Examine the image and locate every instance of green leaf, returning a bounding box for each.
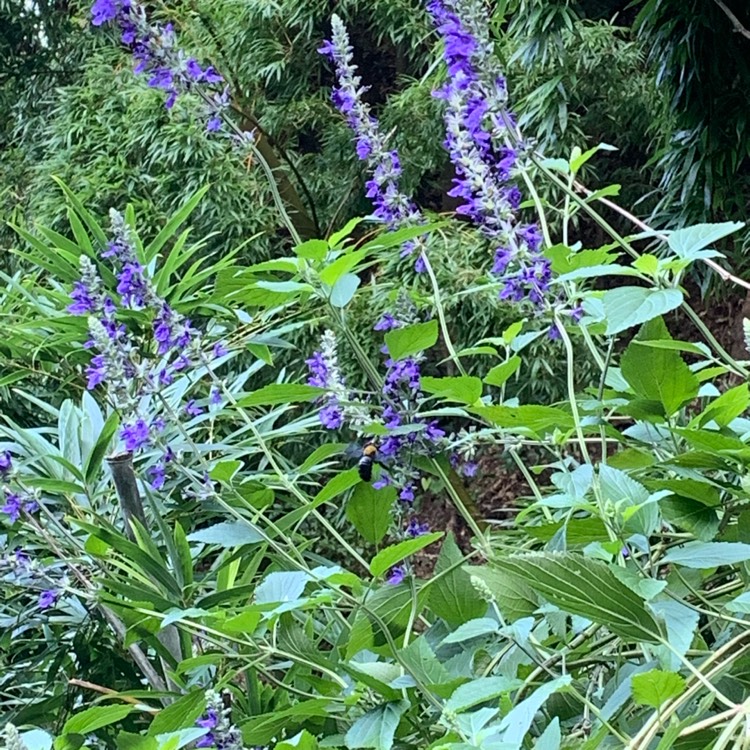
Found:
[602,287,683,336]
[398,636,453,690]
[420,375,482,404]
[695,383,750,428]
[344,701,408,750]
[661,542,750,568]
[472,405,574,435]
[187,522,263,547]
[631,670,686,707]
[209,460,242,482]
[329,217,365,247]
[369,532,443,577]
[667,222,742,260]
[63,705,134,735]
[429,533,487,627]
[255,571,308,604]
[314,469,361,504]
[294,239,329,261]
[84,410,119,485]
[725,592,750,614]
[319,249,369,286]
[346,483,395,544]
[465,565,538,622]
[484,356,521,387]
[384,320,439,361]
[620,319,699,416]
[329,273,361,308]
[599,464,659,537]
[148,690,206,737]
[445,676,521,713]
[275,730,319,750]
[495,553,662,642]
[661,497,719,541]
[236,384,323,408]
[441,617,500,645]
[499,676,571,746]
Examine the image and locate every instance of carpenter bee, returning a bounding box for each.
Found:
[358,442,379,482]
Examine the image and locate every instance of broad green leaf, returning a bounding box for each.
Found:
[329,273,360,308]
[429,533,487,627]
[495,553,662,642]
[660,497,719,541]
[620,321,699,415]
[631,670,685,707]
[472,405,574,435]
[369,532,443,577]
[695,383,750,428]
[441,617,500,645]
[661,542,750,568]
[420,376,482,404]
[556,264,641,283]
[240,701,332,746]
[346,482,394,544]
[63,705,134,735]
[650,599,699,670]
[570,142,617,173]
[255,571,308,604]
[275,730,319,750]
[344,661,403,702]
[602,287,683,336]
[725,592,750,614]
[667,222,742,260]
[209,460,242,482]
[398,636,454,690]
[484,357,521,387]
[633,254,659,275]
[294,239,329,261]
[535,719,561,750]
[384,320,439,361]
[314,469,361,504]
[465,565,538,622]
[187,522,263,547]
[298,443,348,474]
[599,464,659,537]
[319,249,369,286]
[499,676,571,746]
[635,339,709,356]
[545,245,619,275]
[237,384,323,408]
[445,676,521,713]
[344,701,408,750]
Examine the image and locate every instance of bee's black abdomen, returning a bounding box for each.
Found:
[358,457,373,482]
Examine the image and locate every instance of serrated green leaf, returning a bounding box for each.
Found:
[484,356,521,387]
[429,533,487,627]
[384,320,439,361]
[495,553,662,642]
[631,670,685,707]
[187,522,263,547]
[344,701,408,750]
[420,375,482,404]
[602,287,683,336]
[346,482,394,544]
[661,542,750,568]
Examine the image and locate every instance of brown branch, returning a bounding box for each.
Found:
[68,679,159,713]
[713,0,750,40]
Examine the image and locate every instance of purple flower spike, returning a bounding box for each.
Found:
[427,0,551,308]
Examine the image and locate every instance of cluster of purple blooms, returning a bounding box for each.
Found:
[306,311,435,583]
[68,210,227,490]
[426,0,552,307]
[0,454,60,609]
[90,0,227,131]
[195,690,244,750]
[0,452,39,524]
[319,16,428,271]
